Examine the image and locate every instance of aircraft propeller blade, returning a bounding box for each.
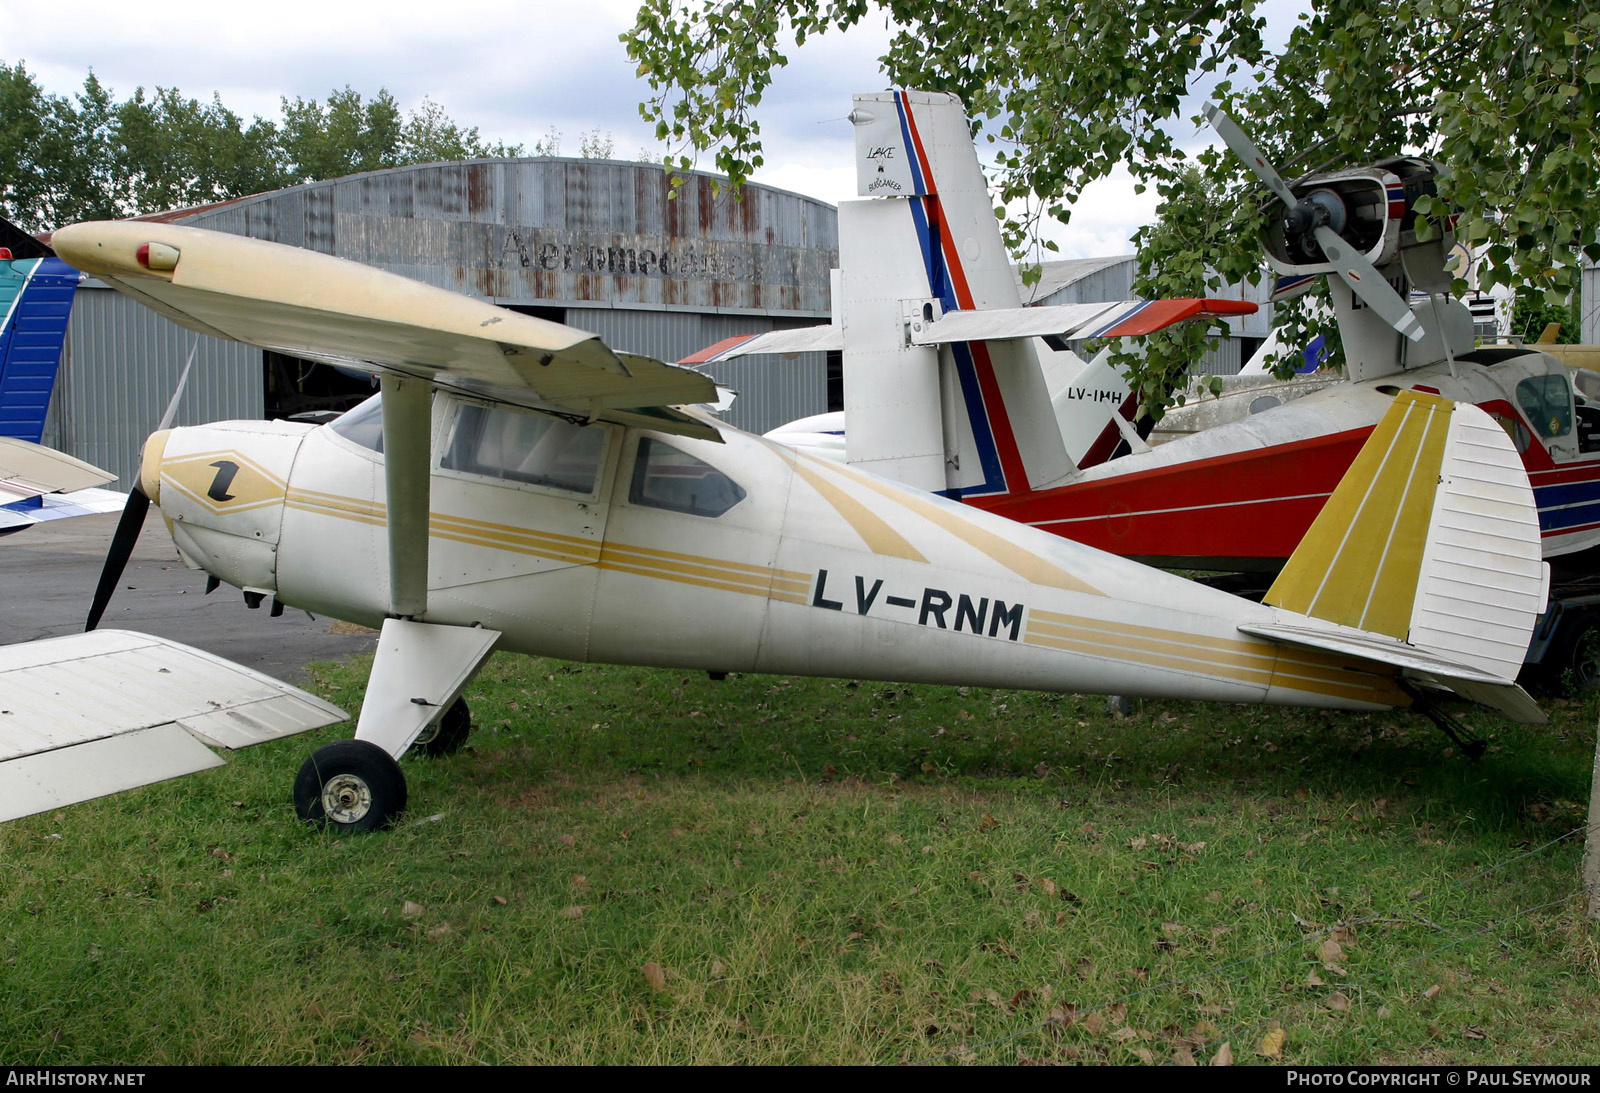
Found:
[84,339,198,630]
[1312,224,1424,342]
[157,340,198,431]
[1204,103,1425,344]
[1202,103,1298,209]
[84,485,149,631]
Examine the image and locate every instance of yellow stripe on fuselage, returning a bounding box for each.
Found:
[280,485,808,603]
[1023,608,1407,706]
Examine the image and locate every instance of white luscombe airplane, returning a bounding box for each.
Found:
[7,216,1548,833]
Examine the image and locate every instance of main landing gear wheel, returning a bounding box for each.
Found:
[412,696,471,758]
[1562,620,1600,695]
[294,739,408,832]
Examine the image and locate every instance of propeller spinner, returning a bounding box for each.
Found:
[1203,104,1425,343]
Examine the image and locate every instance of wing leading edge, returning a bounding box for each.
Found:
[49,220,719,439]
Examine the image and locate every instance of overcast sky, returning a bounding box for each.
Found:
[0,0,1307,260]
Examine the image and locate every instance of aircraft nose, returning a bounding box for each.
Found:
[139,429,172,505]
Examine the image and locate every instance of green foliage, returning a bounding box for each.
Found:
[624,0,1600,417]
[0,62,536,232]
[1512,289,1580,343]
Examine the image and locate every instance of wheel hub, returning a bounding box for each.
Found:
[321,773,373,824]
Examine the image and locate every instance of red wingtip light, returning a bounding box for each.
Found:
[0,247,12,261]
[136,241,180,271]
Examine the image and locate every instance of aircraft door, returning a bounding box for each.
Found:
[427,396,618,659]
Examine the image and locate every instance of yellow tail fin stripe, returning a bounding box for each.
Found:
[1265,391,1452,638]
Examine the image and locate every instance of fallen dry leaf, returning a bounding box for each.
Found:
[1423,984,1441,1001]
[1211,1042,1234,1066]
[1259,1028,1287,1058]
[1318,938,1345,963]
[558,905,585,919]
[1326,992,1351,1012]
[642,962,667,991]
[402,900,425,917]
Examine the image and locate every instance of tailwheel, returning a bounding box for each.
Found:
[411,696,471,758]
[294,739,408,832]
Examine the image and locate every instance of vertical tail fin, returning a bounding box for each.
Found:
[1242,390,1548,721]
[0,257,78,443]
[842,91,1070,497]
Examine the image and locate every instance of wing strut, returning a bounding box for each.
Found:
[380,374,431,619]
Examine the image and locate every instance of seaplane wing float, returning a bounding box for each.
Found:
[710,92,1600,590]
[17,216,1547,831]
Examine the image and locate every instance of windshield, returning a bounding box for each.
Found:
[328,393,384,452]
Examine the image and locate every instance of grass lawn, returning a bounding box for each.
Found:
[2,652,1596,1065]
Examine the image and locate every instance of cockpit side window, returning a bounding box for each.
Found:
[628,437,746,518]
[1515,374,1573,439]
[442,403,607,494]
[328,393,385,452]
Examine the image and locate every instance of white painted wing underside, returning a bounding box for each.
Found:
[0,630,348,822]
[1409,406,1546,681]
[0,486,126,530]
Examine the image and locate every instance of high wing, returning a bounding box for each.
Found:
[0,629,348,822]
[681,298,1256,364]
[50,221,720,440]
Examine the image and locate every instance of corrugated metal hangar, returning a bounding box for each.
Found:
[43,157,841,488]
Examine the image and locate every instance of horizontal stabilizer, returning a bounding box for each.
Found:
[1238,622,1545,724]
[0,630,348,822]
[680,327,842,364]
[909,298,1257,347]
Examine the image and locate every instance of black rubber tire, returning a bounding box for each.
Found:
[412,697,471,758]
[294,739,408,832]
[1565,620,1600,694]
